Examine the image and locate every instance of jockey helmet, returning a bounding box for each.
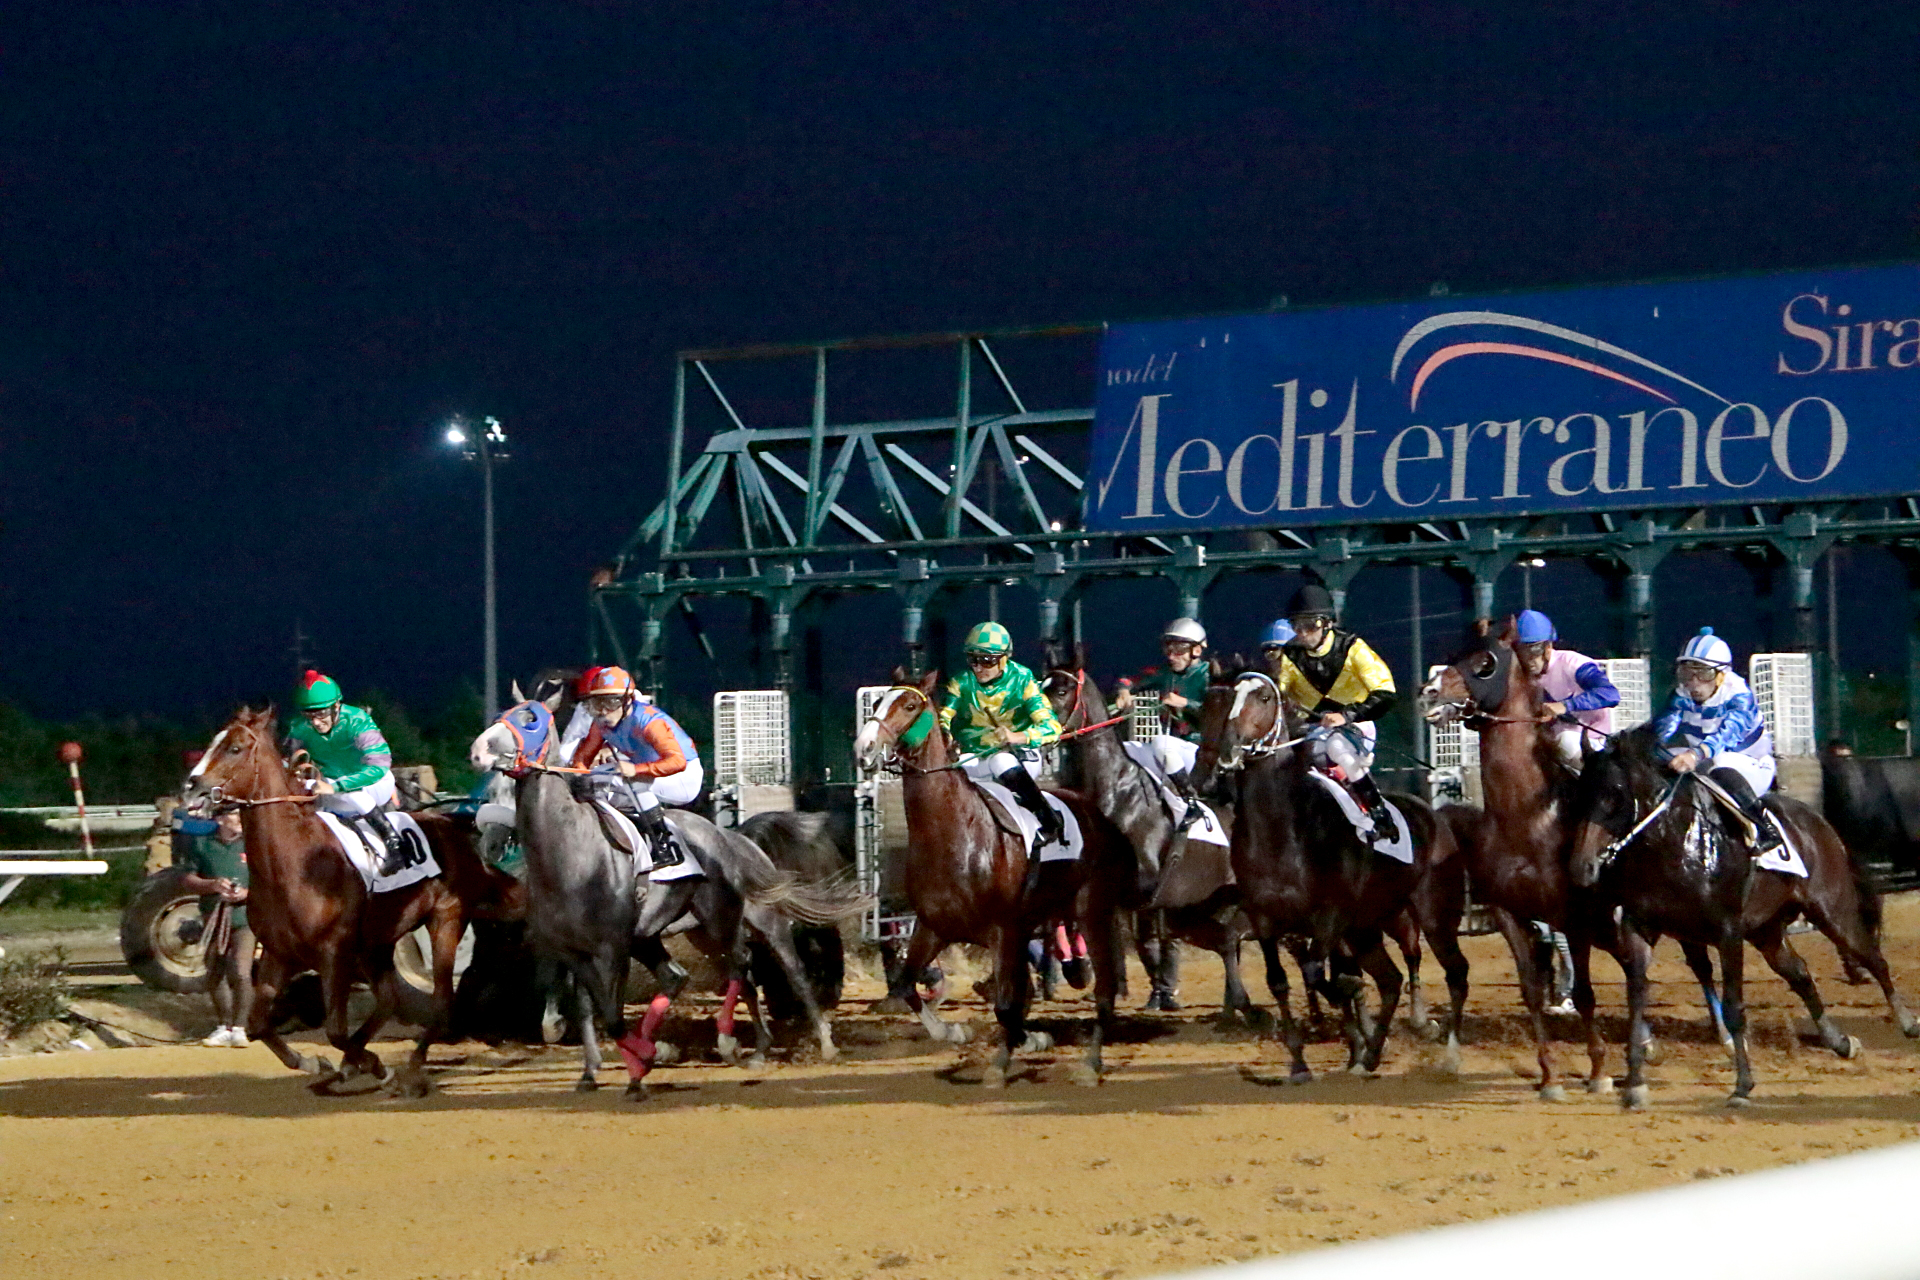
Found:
[1514,610,1557,645]
[295,670,343,711]
[1286,583,1336,622]
[581,665,638,700]
[1259,618,1296,650]
[963,622,1013,657]
[1678,627,1733,670]
[1162,617,1207,646]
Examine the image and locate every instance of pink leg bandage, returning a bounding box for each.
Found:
[615,994,675,1080]
[716,977,742,1038]
[1053,924,1072,962]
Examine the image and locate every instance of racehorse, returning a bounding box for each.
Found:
[1190,661,1470,1080]
[853,670,1136,1087]
[186,707,524,1095]
[1039,660,1253,1015]
[1569,724,1918,1107]
[1420,622,1731,1099]
[470,692,866,1098]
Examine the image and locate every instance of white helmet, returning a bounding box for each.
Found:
[1678,627,1733,669]
[1163,617,1207,646]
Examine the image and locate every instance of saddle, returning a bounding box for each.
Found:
[1689,774,1806,876]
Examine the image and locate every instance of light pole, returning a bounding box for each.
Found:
[1520,557,1546,611]
[445,414,508,719]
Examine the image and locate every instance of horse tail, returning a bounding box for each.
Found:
[1846,836,1885,947]
[739,810,847,882]
[744,865,875,927]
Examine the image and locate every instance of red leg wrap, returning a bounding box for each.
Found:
[716,978,742,1038]
[615,995,675,1080]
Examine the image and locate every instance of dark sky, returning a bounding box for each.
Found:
[5,2,1917,724]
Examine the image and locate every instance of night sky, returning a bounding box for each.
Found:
[5,3,1917,726]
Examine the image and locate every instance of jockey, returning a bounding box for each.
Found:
[1113,617,1211,797]
[1273,584,1402,842]
[1257,617,1296,669]
[1515,609,1620,768]
[939,622,1065,849]
[286,670,407,875]
[1653,628,1784,854]
[556,665,704,872]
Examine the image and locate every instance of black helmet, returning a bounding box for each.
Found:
[1286,583,1336,620]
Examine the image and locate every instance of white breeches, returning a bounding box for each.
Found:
[317,771,396,818]
[1707,751,1775,795]
[961,749,1041,782]
[1550,723,1610,767]
[1310,721,1377,781]
[1150,735,1200,779]
[625,761,705,810]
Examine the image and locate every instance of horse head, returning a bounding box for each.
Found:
[471,679,564,775]
[1419,617,1529,726]
[854,669,944,773]
[1040,650,1109,737]
[183,707,283,807]
[1566,726,1662,886]
[1193,656,1281,789]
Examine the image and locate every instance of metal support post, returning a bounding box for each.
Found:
[1169,543,1222,623]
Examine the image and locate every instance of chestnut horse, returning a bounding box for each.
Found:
[1569,724,1917,1107]
[1039,661,1253,1015]
[853,671,1136,1087]
[187,707,523,1094]
[1422,624,1739,1099]
[1191,663,1470,1081]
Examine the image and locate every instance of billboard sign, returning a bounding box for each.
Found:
[1086,264,1920,533]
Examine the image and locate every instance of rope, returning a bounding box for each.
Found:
[61,1009,202,1047]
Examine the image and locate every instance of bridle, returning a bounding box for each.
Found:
[1044,669,1126,741]
[861,686,962,776]
[196,719,318,810]
[1213,671,1302,772]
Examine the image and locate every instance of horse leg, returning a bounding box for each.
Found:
[1393,913,1429,1034]
[1680,941,1730,1047]
[1314,949,1368,1069]
[1290,938,1327,1037]
[571,958,605,1089]
[1257,935,1311,1083]
[1802,881,1918,1038]
[1219,928,1251,1018]
[1751,921,1858,1060]
[400,900,465,1093]
[1421,921,1471,1078]
[1618,926,1654,1110]
[248,948,333,1077]
[1073,899,1120,1088]
[888,926,966,1045]
[1567,934,1610,1095]
[983,926,1039,1089]
[1493,908,1562,1100]
[311,951,384,1093]
[1720,932,1757,1105]
[760,916,838,1063]
[1352,932,1402,1075]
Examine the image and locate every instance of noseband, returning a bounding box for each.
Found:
[197,721,318,810]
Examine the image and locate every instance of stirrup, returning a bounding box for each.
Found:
[1750,813,1785,855]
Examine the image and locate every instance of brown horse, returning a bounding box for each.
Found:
[1039,661,1253,1016]
[1569,723,1916,1107]
[1421,623,1772,1100]
[853,671,1136,1087]
[1191,662,1470,1081]
[187,707,523,1094]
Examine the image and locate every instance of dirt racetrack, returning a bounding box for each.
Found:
[9,898,1920,1280]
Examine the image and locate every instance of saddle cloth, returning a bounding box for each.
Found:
[1119,742,1230,848]
[1306,772,1414,865]
[590,799,704,883]
[1690,776,1809,878]
[318,810,440,893]
[968,779,1085,864]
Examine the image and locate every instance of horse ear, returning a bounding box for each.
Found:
[920,669,942,694]
[890,664,909,684]
[1496,615,1518,643]
[541,686,565,712]
[510,678,527,704]
[1472,617,1492,638]
[1072,641,1088,673]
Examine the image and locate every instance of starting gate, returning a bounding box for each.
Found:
[853,686,915,941]
[710,689,794,828]
[1126,691,1165,743]
[1750,653,1818,758]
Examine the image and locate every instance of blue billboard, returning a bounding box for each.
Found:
[1085,264,1920,532]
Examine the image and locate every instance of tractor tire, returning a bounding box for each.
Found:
[119,866,211,995]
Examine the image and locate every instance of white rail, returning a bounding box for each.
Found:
[1158,1140,1920,1280]
[0,859,111,908]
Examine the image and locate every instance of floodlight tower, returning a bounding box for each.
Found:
[445,414,509,719]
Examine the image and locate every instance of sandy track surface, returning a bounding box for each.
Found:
[7,900,1920,1280]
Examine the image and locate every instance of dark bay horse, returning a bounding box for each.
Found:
[1191,664,1470,1081]
[471,695,865,1098]
[186,707,524,1095]
[1569,725,1917,1107]
[853,671,1136,1087]
[1040,661,1253,1015]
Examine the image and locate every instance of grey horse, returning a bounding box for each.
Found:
[471,694,868,1098]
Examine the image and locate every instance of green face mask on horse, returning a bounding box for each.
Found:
[897,705,935,750]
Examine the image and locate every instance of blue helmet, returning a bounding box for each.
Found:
[1679,626,1733,669]
[1260,618,1296,649]
[1514,610,1556,645]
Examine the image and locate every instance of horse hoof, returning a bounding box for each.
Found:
[943,1022,971,1046]
[653,1042,681,1066]
[1346,1062,1373,1077]
[1538,1084,1568,1103]
[1841,1035,1864,1060]
[1021,1031,1054,1054]
[1623,1084,1650,1111]
[624,1080,649,1102]
[981,1065,1007,1090]
[1586,1076,1615,1097]
[715,1034,740,1065]
[574,1076,600,1093]
[1726,1093,1753,1109]
[1070,1062,1101,1088]
[1440,1042,1463,1077]
[1641,1041,1665,1066]
[1287,1069,1313,1086]
[871,995,912,1016]
[741,1054,773,1074]
[818,1041,840,1064]
[306,1071,344,1096]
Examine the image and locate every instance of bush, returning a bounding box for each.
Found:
[0,947,70,1037]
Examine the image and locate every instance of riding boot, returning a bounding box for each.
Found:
[1348,774,1401,845]
[363,808,408,877]
[635,804,687,870]
[1166,771,1204,831]
[997,763,1064,848]
[1710,767,1783,854]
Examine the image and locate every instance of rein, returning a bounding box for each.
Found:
[1592,775,1685,869]
[1044,669,1125,742]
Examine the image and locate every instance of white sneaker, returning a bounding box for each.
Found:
[1548,998,1577,1016]
[226,1027,250,1048]
[202,1027,235,1047]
